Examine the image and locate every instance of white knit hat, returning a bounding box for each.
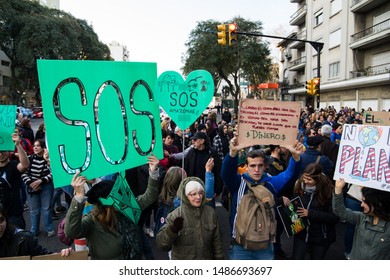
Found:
[185,181,204,196]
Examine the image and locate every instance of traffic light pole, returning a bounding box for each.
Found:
[235,31,324,108]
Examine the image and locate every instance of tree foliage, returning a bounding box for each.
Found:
[0,0,111,104]
[182,17,272,113]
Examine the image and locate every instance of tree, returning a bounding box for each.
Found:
[182,17,272,113]
[0,0,111,104]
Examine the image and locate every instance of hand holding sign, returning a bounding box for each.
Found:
[154,70,214,130]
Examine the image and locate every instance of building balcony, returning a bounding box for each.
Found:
[350,19,390,49]
[290,30,307,49]
[289,4,307,26]
[289,56,306,71]
[350,63,390,78]
[350,0,388,13]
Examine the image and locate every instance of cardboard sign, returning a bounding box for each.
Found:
[0,105,16,151]
[37,60,163,188]
[334,124,390,192]
[237,99,300,147]
[363,111,390,126]
[31,250,88,260]
[154,70,214,130]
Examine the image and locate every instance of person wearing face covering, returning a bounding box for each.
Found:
[156,177,224,259]
[288,163,339,260]
[64,155,160,260]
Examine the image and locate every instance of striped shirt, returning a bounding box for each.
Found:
[21,154,52,186]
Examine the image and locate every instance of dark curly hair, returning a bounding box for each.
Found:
[361,187,390,222]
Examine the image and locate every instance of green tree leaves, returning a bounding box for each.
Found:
[182,17,272,113]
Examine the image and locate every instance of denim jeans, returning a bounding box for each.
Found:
[51,187,63,209]
[344,196,362,255]
[28,182,54,234]
[229,242,274,260]
[20,181,27,205]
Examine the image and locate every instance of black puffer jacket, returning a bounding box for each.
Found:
[292,189,339,245]
[1,229,49,258]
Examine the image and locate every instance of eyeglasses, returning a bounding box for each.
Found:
[0,216,5,223]
[188,192,204,198]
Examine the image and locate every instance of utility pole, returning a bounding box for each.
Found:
[233,31,324,108]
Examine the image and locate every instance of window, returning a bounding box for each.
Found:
[331,0,342,16]
[1,60,10,67]
[314,9,323,26]
[329,62,340,78]
[373,10,390,25]
[329,29,341,49]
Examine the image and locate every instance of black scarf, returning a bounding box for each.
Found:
[116,213,142,260]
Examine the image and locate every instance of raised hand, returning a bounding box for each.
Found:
[71,171,87,198]
[335,178,346,195]
[205,157,214,172]
[282,140,304,162]
[147,154,159,172]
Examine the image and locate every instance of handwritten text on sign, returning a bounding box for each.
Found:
[363,111,390,126]
[237,99,300,147]
[334,124,390,192]
[0,105,17,151]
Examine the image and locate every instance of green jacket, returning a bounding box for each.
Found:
[65,173,160,260]
[332,192,390,260]
[156,177,225,260]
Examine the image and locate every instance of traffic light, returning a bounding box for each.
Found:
[228,23,237,46]
[306,79,314,95]
[217,24,227,45]
[313,77,320,95]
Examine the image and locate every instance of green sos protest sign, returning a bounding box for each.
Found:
[37,60,163,188]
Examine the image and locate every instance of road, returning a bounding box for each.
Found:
[30,117,44,134]
[27,117,346,260]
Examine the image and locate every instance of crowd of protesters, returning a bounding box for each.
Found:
[1,104,389,260]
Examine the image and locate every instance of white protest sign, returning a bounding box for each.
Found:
[334,124,390,192]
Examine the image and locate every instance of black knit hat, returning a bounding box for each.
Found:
[306,135,324,148]
[85,180,115,204]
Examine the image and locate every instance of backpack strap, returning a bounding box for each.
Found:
[249,184,275,223]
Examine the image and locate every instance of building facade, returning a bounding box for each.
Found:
[278,0,390,111]
[108,41,129,61]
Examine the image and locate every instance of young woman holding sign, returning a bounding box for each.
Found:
[65,155,160,260]
[334,179,390,260]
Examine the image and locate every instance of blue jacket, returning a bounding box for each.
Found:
[221,154,301,236]
[300,149,334,178]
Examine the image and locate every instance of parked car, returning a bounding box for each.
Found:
[32,107,43,118]
[17,106,33,118]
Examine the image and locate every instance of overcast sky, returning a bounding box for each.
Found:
[60,0,295,74]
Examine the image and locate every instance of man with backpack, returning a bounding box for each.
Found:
[221,134,303,260]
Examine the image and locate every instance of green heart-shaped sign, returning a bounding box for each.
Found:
[154,70,214,129]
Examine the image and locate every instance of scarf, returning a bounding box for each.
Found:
[304,185,317,194]
[242,173,263,186]
[116,213,142,260]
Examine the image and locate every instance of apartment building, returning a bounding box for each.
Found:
[278,0,390,111]
[0,51,11,102]
[32,0,60,9]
